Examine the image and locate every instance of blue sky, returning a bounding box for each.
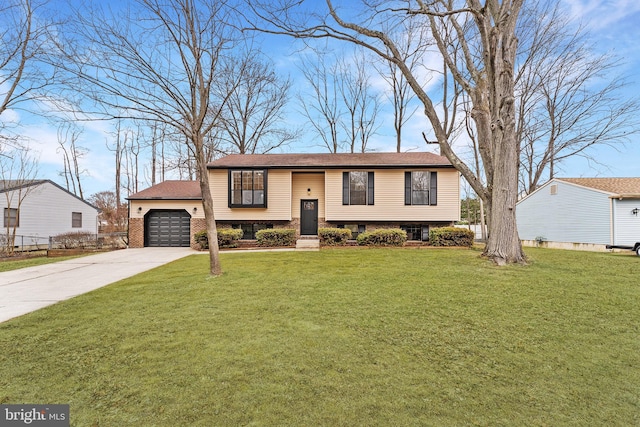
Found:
[2,0,639,198]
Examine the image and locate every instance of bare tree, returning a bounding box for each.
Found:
[249,0,526,264]
[515,1,640,194]
[0,144,38,253]
[57,0,247,275]
[89,191,128,233]
[56,123,87,199]
[336,53,381,153]
[373,19,426,153]
[219,51,299,154]
[1,0,61,151]
[0,0,57,120]
[298,51,380,154]
[297,53,343,153]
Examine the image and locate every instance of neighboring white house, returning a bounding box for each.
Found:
[0,180,99,248]
[517,178,640,251]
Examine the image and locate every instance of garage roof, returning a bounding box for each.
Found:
[127,180,201,200]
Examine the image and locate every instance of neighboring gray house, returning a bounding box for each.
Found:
[517,178,640,250]
[0,180,99,248]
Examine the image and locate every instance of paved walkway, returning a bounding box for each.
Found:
[0,248,197,324]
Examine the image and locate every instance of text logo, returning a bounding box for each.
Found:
[0,405,69,427]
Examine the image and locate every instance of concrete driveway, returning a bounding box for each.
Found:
[0,248,197,324]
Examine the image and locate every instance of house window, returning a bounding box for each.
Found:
[401,224,429,241]
[233,223,273,239]
[337,224,365,239]
[229,169,267,208]
[72,212,82,228]
[342,171,374,205]
[4,208,19,228]
[405,171,437,205]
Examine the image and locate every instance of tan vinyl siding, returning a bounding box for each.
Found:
[209,169,292,221]
[129,200,203,220]
[291,173,325,218]
[129,200,204,218]
[325,169,460,222]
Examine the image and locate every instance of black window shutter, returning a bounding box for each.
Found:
[342,172,350,205]
[430,172,438,205]
[263,169,268,208]
[367,172,374,205]
[227,170,232,208]
[405,172,411,205]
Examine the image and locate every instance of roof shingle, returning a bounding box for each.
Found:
[558,178,640,197]
[207,152,452,169]
[127,180,201,200]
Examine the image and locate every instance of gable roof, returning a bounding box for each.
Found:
[207,152,453,169]
[0,179,49,193]
[0,179,99,210]
[127,180,202,200]
[557,178,640,198]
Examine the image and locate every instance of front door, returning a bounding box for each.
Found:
[300,199,318,235]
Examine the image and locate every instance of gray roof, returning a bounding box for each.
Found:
[127,180,202,200]
[0,179,99,210]
[207,152,453,169]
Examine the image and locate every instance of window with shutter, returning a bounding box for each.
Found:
[342,171,374,205]
[405,171,437,205]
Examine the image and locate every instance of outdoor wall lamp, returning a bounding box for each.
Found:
[137,207,142,213]
[193,207,198,213]
[307,188,311,195]
[633,208,639,216]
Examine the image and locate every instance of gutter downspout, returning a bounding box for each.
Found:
[610,197,616,246]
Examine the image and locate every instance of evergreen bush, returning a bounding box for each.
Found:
[256,228,296,247]
[318,228,352,246]
[429,227,475,247]
[356,229,407,247]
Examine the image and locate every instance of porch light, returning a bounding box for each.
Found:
[633,208,639,216]
[193,207,198,213]
[137,207,142,213]
[307,188,311,195]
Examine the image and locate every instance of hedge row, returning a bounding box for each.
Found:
[193,226,474,250]
[429,227,475,247]
[256,228,296,247]
[356,229,407,247]
[194,228,297,249]
[194,229,244,250]
[318,228,352,246]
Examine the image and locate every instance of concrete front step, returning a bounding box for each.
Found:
[296,238,320,250]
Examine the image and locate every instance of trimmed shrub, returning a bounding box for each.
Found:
[356,228,407,247]
[256,228,296,247]
[194,230,208,249]
[429,227,475,247]
[194,228,244,250]
[52,232,96,249]
[318,227,352,246]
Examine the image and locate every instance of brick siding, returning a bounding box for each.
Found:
[128,217,144,248]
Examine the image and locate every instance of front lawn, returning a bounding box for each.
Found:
[0,248,638,426]
[0,254,83,272]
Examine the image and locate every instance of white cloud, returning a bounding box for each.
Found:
[564,0,640,30]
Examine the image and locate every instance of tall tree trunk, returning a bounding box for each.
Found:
[474,8,526,264]
[193,133,221,276]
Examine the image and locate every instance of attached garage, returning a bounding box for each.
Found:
[145,210,191,247]
[127,181,204,249]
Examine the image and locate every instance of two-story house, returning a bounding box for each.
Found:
[127,152,460,248]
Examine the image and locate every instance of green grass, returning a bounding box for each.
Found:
[0,254,82,272]
[1,248,638,426]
